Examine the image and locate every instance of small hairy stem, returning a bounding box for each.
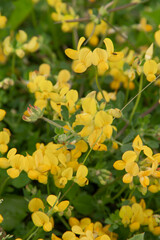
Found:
[41,117,70,132]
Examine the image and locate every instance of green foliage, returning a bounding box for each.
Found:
[128,233,145,240]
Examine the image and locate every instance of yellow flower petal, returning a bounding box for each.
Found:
[108,52,124,62]
[62,231,76,240]
[123,173,133,183]
[143,60,158,75]
[47,195,58,207]
[72,225,84,235]
[113,160,125,170]
[58,201,69,212]
[155,30,160,46]
[28,198,45,212]
[77,37,85,51]
[65,49,78,60]
[32,211,49,227]
[104,38,114,56]
[0,109,6,121]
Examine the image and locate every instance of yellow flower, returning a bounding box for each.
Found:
[155,30,160,46]
[119,205,132,226]
[103,38,124,62]
[139,17,152,32]
[24,36,39,53]
[47,194,69,212]
[0,129,10,154]
[0,214,3,223]
[65,37,92,73]
[31,211,53,232]
[28,198,45,212]
[143,60,158,82]
[92,48,109,75]
[113,151,137,170]
[132,135,143,154]
[16,30,28,43]
[0,14,7,29]
[74,165,89,186]
[0,109,6,121]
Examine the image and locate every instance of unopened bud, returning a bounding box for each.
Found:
[22,105,44,122]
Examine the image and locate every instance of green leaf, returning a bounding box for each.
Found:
[116,91,125,109]
[66,144,76,150]
[0,195,28,231]
[11,172,30,188]
[73,193,95,215]
[53,120,66,126]
[128,233,145,240]
[121,142,132,153]
[123,63,130,71]
[74,125,84,133]
[143,8,160,25]
[8,0,33,30]
[122,132,136,144]
[61,105,69,121]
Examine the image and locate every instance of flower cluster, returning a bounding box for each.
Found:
[65,37,124,75]
[113,135,160,194]
[2,30,39,58]
[0,109,11,154]
[28,195,69,232]
[47,0,78,32]
[51,217,118,240]
[119,197,160,235]
[0,139,89,187]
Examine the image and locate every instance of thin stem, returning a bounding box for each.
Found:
[124,80,130,105]
[31,228,42,240]
[129,73,143,122]
[83,147,93,164]
[57,215,70,230]
[11,53,16,75]
[48,192,61,217]
[41,117,70,132]
[121,74,160,112]
[0,177,10,196]
[23,226,37,240]
[54,1,146,24]
[112,185,127,201]
[140,100,159,117]
[95,69,106,104]
[109,0,119,25]
[83,130,103,164]
[59,182,75,202]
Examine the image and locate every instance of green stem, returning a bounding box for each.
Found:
[129,74,143,122]
[0,176,10,196]
[31,228,42,240]
[47,178,50,195]
[109,0,119,25]
[31,6,37,28]
[83,148,92,164]
[11,53,16,76]
[112,185,127,201]
[57,214,70,230]
[41,117,70,132]
[124,80,130,104]
[95,69,106,104]
[23,226,37,240]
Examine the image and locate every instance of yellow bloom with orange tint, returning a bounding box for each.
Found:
[65,37,92,73]
[143,60,158,82]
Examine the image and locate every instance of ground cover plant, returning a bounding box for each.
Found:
[0,0,160,239]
